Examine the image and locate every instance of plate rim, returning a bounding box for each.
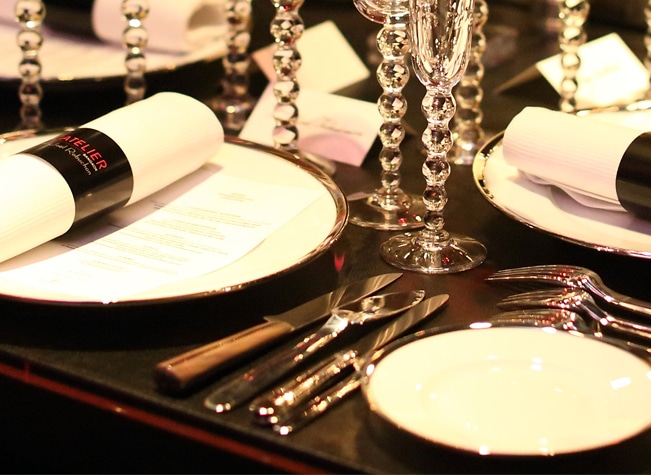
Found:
[472,131,651,259]
[361,323,651,456]
[0,130,348,307]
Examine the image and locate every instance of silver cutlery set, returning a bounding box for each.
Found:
[153,264,651,434]
[154,272,449,433]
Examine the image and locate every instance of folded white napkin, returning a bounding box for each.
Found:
[0,92,224,263]
[1,0,227,53]
[503,106,651,217]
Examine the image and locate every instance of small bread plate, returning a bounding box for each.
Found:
[472,132,651,259]
[362,325,651,456]
[0,130,347,305]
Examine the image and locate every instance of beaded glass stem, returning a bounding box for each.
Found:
[380,0,486,274]
[349,0,426,230]
[451,0,488,165]
[557,0,589,113]
[121,0,149,105]
[646,0,651,97]
[269,0,304,153]
[207,0,255,134]
[15,0,45,130]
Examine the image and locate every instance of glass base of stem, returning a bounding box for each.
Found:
[380,230,487,274]
[349,189,426,230]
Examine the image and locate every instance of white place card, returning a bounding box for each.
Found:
[239,84,381,166]
[536,33,649,109]
[252,20,370,93]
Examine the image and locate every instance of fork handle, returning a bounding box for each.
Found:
[590,285,651,319]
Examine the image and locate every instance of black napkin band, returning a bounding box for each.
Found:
[43,0,95,39]
[616,131,651,219]
[23,127,134,227]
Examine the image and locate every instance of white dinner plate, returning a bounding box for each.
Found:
[0,23,226,84]
[0,130,347,305]
[362,326,651,456]
[472,132,651,259]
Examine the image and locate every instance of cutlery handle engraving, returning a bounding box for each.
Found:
[250,350,358,425]
[153,320,294,394]
[273,373,362,435]
[204,317,349,412]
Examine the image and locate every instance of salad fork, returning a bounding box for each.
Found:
[487,264,651,318]
[497,288,651,342]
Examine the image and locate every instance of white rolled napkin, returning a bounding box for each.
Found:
[0,92,224,263]
[1,0,227,53]
[503,106,651,217]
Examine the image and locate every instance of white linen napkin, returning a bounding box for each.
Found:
[0,0,227,53]
[502,106,651,215]
[0,92,224,264]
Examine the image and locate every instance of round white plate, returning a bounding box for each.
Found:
[0,23,225,84]
[473,132,651,259]
[363,326,651,456]
[0,131,347,305]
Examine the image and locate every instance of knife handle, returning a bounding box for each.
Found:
[273,372,362,435]
[153,320,294,394]
[249,350,357,425]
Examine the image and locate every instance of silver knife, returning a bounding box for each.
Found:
[203,290,424,413]
[258,294,449,433]
[153,273,402,394]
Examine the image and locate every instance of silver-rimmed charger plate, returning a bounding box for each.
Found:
[0,130,347,305]
[0,23,226,85]
[473,132,651,258]
[362,325,651,456]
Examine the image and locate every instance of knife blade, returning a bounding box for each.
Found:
[251,293,449,427]
[153,273,402,394]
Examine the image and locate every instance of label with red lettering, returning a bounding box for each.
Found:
[23,128,134,225]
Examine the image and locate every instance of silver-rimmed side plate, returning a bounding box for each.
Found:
[0,130,347,305]
[0,23,226,85]
[362,325,651,456]
[473,132,651,258]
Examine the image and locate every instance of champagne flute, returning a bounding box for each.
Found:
[349,0,426,230]
[380,0,486,274]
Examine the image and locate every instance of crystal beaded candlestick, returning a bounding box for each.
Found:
[381,0,486,274]
[451,0,488,165]
[557,0,589,113]
[349,0,426,230]
[15,0,45,130]
[207,0,255,134]
[121,0,150,104]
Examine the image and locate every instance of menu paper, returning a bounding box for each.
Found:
[502,106,651,216]
[0,92,224,264]
[0,167,323,302]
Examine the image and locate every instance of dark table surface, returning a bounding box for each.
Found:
[2,1,651,473]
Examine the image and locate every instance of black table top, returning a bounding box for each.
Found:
[2,2,651,473]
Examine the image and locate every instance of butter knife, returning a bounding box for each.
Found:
[251,294,449,427]
[154,273,402,394]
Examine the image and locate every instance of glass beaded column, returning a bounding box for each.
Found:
[208,0,255,134]
[557,0,589,113]
[451,0,488,165]
[121,0,149,104]
[645,0,651,97]
[15,0,45,130]
[269,0,304,154]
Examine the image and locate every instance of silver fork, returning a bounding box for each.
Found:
[487,264,651,318]
[497,288,651,342]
